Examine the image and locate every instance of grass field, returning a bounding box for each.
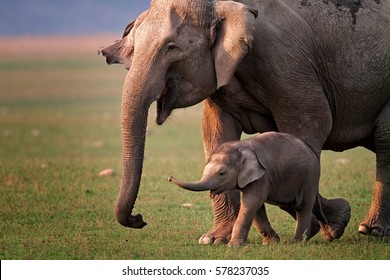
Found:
[0,36,389,260]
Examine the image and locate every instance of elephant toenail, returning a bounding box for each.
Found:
[358,224,369,235]
[371,227,384,237]
[199,235,213,245]
[214,237,228,245]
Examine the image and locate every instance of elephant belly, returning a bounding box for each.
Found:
[323,122,375,152]
[232,111,277,135]
[265,191,298,208]
[265,200,291,208]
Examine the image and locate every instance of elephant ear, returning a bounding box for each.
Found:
[212,1,257,89]
[98,10,148,70]
[237,149,266,189]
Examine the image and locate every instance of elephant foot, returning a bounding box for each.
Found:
[199,234,227,245]
[200,190,241,245]
[358,180,390,237]
[261,232,280,245]
[359,211,390,237]
[319,198,351,241]
[359,223,390,237]
[228,238,246,247]
[292,236,306,243]
[199,224,233,245]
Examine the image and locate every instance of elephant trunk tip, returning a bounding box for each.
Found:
[114,205,147,229]
[168,176,186,189]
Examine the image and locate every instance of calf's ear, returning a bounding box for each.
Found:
[237,149,265,188]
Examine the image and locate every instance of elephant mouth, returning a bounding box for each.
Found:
[210,186,226,199]
[156,79,176,125]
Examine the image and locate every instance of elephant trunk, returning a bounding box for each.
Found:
[115,65,164,229]
[168,176,216,192]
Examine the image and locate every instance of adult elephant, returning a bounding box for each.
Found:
[100,0,390,243]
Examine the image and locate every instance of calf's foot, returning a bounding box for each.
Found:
[261,232,280,245]
[228,238,246,247]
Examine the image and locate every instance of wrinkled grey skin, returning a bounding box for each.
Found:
[100,0,390,243]
[170,132,329,246]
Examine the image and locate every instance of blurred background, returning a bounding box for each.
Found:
[0,0,148,37]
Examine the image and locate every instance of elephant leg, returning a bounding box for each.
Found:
[359,102,390,237]
[272,81,350,240]
[199,190,241,245]
[199,98,242,245]
[279,205,320,240]
[229,184,262,247]
[253,204,280,245]
[280,197,350,242]
[293,208,313,242]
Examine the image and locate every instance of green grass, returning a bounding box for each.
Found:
[0,37,389,260]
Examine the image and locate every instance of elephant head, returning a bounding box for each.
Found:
[100,0,257,228]
[169,145,266,197]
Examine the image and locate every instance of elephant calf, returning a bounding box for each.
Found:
[169,132,327,246]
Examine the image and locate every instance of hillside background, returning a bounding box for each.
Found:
[0,0,149,37]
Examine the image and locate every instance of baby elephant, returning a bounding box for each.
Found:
[169,132,327,246]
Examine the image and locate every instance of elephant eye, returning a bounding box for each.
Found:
[166,43,177,51]
[219,170,226,176]
[164,42,183,59]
